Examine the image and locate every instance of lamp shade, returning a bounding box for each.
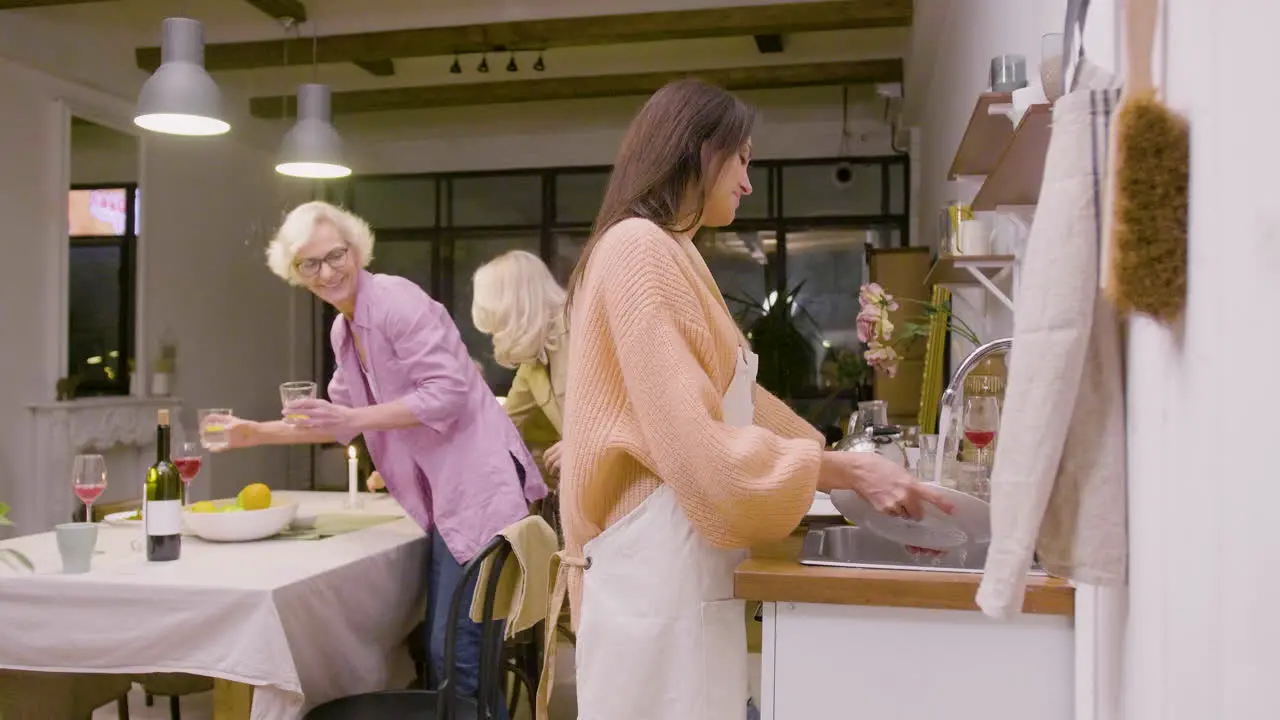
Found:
[134,18,230,136]
[275,84,352,179]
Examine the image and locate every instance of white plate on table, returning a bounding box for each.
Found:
[104,510,142,527]
[829,485,990,550]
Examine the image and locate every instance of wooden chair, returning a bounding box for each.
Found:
[304,535,516,720]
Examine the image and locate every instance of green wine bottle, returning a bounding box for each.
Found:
[146,408,182,561]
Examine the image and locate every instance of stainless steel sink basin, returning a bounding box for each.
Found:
[799,524,1032,574]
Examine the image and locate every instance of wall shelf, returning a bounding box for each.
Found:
[948,92,1015,178]
[971,104,1053,210]
[926,254,1017,312]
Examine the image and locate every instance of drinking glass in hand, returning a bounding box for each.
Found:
[174,441,204,507]
[72,454,107,523]
[199,408,233,451]
[280,381,318,424]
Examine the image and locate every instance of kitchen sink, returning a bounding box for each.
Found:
[798,524,1045,575]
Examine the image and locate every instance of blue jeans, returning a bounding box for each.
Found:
[427,529,509,719]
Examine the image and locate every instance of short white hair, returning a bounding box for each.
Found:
[471,250,567,369]
[265,201,375,285]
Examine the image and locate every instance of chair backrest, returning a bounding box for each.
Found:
[433,535,513,720]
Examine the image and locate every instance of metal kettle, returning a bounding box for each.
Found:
[833,424,909,469]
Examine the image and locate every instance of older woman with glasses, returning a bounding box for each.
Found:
[209,201,545,715]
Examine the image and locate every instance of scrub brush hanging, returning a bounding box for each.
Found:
[1103,0,1189,323]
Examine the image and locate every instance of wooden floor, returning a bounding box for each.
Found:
[91,646,579,720]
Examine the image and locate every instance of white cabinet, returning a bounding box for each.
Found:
[758,601,1074,719]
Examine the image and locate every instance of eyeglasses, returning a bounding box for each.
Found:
[294,246,350,278]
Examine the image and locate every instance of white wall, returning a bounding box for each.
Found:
[139,134,312,500]
[905,0,1067,360]
[1118,1,1280,718]
[71,121,138,185]
[0,60,67,535]
[0,54,314,534]
[341,85,898,175]
[913,0,1280,718]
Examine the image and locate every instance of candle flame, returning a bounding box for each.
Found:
[347,445,356,460]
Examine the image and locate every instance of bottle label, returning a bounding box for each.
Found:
[146,499,183,536]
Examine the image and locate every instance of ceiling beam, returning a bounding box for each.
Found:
[353,58,396,77]
[139,0,912,72]
[753,34,786,54]
[243,0,306,23]
[249,59,904,118]
[0,0,115,7]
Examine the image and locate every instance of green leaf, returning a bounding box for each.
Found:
[0,549,33,572]
[0,502,11,527]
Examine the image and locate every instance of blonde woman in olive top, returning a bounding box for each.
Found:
[472,250,569,479]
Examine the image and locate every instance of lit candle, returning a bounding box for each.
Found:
[347,445,358,507]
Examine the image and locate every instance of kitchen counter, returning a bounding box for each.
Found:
[738,529,1078,719]
[734,532,1075,615]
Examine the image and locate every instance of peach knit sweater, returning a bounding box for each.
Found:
[560,217,825,627]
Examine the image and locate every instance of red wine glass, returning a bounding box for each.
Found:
[174,441,204,508]
[963,396,1000,470]
[72,454,107,523]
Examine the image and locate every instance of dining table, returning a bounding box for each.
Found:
[0,490,430,720]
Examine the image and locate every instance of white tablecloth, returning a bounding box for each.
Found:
[0,491,429,719]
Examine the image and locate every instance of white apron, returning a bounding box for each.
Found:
[537,346,759,720]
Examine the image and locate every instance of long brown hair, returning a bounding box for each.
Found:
[566,79,757,309]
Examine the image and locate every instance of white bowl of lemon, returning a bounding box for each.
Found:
[183,483,297,542]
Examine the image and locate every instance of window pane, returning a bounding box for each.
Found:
[369,234,433,294]
[888,162,906,215]
[556,171,608,225]
[452,175,542,227]
[450,233,542,392]
[352,177,436,229]
[69,188,127,236]
[134,188,142,235]
[551,233,588,285]
[785,229,868,357]
[782,163,883,217]
[701,230,772,325]
[68,244,123,382]
[736,165,770,219]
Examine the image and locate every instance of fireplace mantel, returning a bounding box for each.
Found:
[26,397,185,531]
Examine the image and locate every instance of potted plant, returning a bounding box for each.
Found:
[0,502,33,573]
[725,282,819,399]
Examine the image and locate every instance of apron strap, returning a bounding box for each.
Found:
[536,550,588,719]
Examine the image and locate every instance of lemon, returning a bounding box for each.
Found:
[190,500,217,514]
[237,483,272,511]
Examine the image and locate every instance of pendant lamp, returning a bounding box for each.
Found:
[276,83,352,179]
[134,18,230,136]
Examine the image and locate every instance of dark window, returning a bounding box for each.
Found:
[330,157,907,397]
[68,184,136,396]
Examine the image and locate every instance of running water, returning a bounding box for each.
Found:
[933,404,953,486]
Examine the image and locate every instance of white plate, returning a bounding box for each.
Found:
[828,485,990,550]
[807,492,842,518]
[104,510,142,526]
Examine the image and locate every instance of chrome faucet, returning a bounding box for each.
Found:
[939,337,1012,411]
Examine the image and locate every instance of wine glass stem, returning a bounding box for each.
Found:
[86,501,93,524]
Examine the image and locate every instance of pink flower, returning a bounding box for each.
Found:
[864,341,901,378]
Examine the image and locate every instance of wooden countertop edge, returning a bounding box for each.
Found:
[734,557,1076,617]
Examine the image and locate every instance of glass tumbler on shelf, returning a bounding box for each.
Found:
[72,454,107,523]
[1041,32,1066,102]
[280,381,318,424]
